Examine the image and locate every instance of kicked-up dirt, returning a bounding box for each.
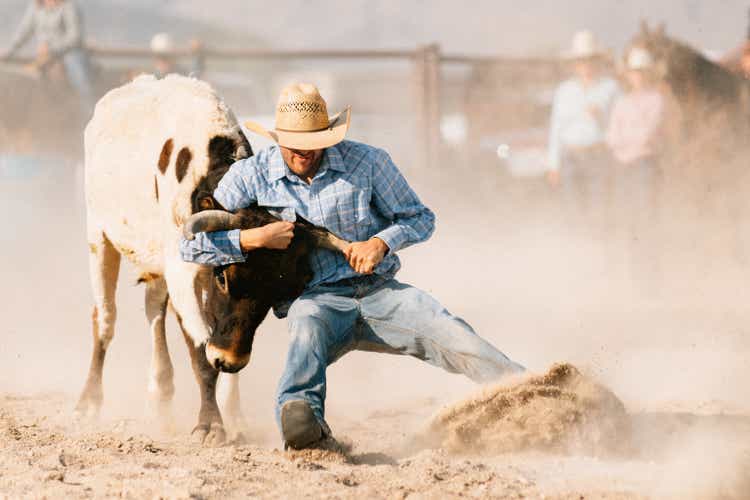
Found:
[1,364,748,499]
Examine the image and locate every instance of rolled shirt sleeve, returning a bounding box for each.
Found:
[370,150,435,252]
[179,229,245,266]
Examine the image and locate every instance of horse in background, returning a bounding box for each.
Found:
[627,22,750,267]
[628,21,750,144]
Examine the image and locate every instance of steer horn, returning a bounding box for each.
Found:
[182,210,245,240]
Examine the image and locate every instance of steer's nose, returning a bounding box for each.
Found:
[205,341,250,373]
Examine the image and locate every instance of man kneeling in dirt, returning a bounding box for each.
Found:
[181,83,525,449]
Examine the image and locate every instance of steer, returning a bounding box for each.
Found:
[77,74,347,444]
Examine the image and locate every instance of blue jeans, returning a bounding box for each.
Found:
[276,275,525,433]
[62,48,94,116]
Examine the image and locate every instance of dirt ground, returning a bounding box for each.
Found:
[1,383,749,499]
[2,149,750,499]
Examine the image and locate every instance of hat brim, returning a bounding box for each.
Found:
[244,107,351,150]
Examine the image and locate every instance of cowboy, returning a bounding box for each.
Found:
[180,83,525,449]
[606,47,664,168]
[546,30,620,222]
[2,0,94,113]
[606,47,665,295]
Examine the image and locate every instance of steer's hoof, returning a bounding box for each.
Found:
[227,431,250,446]
[73,398,101,422]
[146,400,177,436]
[191,422,226,446]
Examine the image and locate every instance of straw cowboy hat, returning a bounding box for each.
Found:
[244,83,351,150]
[626,47,654,70]
[563,30,608,60]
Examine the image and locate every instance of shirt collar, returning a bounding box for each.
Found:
[266,144,347,182]
[266,147,289,182]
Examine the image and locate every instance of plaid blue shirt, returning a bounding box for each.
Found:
[180,140,435,292]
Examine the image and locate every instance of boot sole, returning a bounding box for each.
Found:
[281,400,323,450]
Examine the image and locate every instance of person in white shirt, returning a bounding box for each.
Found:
[546,30,620,223]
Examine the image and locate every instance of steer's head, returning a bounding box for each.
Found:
[185,155,313,373]
[189,134,260,373]
[202,283,270,373]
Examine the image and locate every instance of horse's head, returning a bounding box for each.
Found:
[627,21,676,88]
[628,20,743,106]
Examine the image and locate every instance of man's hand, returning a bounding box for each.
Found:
[240,221,294,251]
[343,238,389,275]
[546,169,560,187]
[35,42,50,66]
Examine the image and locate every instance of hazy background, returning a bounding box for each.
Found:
[2,0,748,55]
[0,0,748,450]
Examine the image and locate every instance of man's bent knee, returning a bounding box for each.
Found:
[288,315,331,349]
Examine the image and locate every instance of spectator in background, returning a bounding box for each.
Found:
[546,30,620,224]
[606,47,665,296]
[150,33,180,78]
[150,33,204,79]
[606,47,664,169]
[2,0,94,114]
[741,44,750,79]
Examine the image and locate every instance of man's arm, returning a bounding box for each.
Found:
[179,220,295,265]
[49,2,83,56]
[344,150,436,274]
[4,3,35,59]
[370,150,435,252]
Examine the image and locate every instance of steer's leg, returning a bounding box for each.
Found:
[75,232,121,418]
[178,318,226,446]
[144,277,174,426]
[165,259,210,347]
[219,373,250,442]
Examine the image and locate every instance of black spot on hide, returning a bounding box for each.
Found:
[158,139,173,174]
[175,147,193,183]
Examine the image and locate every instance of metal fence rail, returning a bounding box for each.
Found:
[5,44,558,167]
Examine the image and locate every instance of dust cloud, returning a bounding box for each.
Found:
[1,3,749,497]
[420,363,630,456]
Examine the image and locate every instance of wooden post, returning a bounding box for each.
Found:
[413,43,441,169]
[425,43,441,169]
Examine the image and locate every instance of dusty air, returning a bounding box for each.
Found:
[0,1,749,498]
